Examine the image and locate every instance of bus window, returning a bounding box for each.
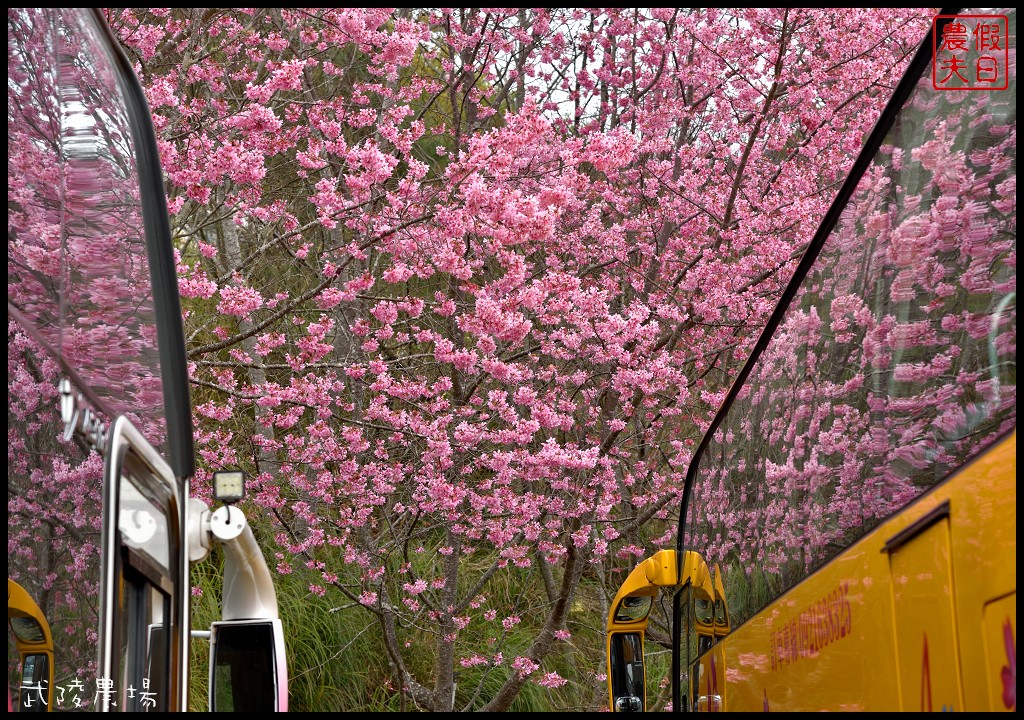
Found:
[615,596,654,624]
[18,655,49,713]
[682,8,1016,630]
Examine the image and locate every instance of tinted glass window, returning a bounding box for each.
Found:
[9,617,45,645]
[9,8,167,442]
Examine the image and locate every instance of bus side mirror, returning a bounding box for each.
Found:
[209,619,287,712]
[608,631,645,712]
[18,653,50,712]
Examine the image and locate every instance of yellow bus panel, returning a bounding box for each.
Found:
[713,431,1015,712]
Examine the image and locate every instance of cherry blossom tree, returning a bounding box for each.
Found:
[104,8,934,711]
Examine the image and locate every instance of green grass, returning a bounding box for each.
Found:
[188,536,614,712]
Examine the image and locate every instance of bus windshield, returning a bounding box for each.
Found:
[8,7,171,448]
[8,7,190,709]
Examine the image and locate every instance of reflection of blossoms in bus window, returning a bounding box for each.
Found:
[9,8,166,445]
[689,37,1016,626]
[8,8,169,695]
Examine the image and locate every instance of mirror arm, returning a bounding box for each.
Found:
[210,505,279,621]
[187,499,279,621]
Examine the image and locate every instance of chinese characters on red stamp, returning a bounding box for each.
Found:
[933,14,1009,90]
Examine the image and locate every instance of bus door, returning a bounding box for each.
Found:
[884,502,963,712]
[98,416,186,712]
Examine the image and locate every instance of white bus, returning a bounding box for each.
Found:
[9,8,287,712]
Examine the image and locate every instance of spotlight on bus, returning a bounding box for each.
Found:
[212,471,245,505]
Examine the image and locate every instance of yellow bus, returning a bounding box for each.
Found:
[8,579,54,713]
[606,7,1016,712]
